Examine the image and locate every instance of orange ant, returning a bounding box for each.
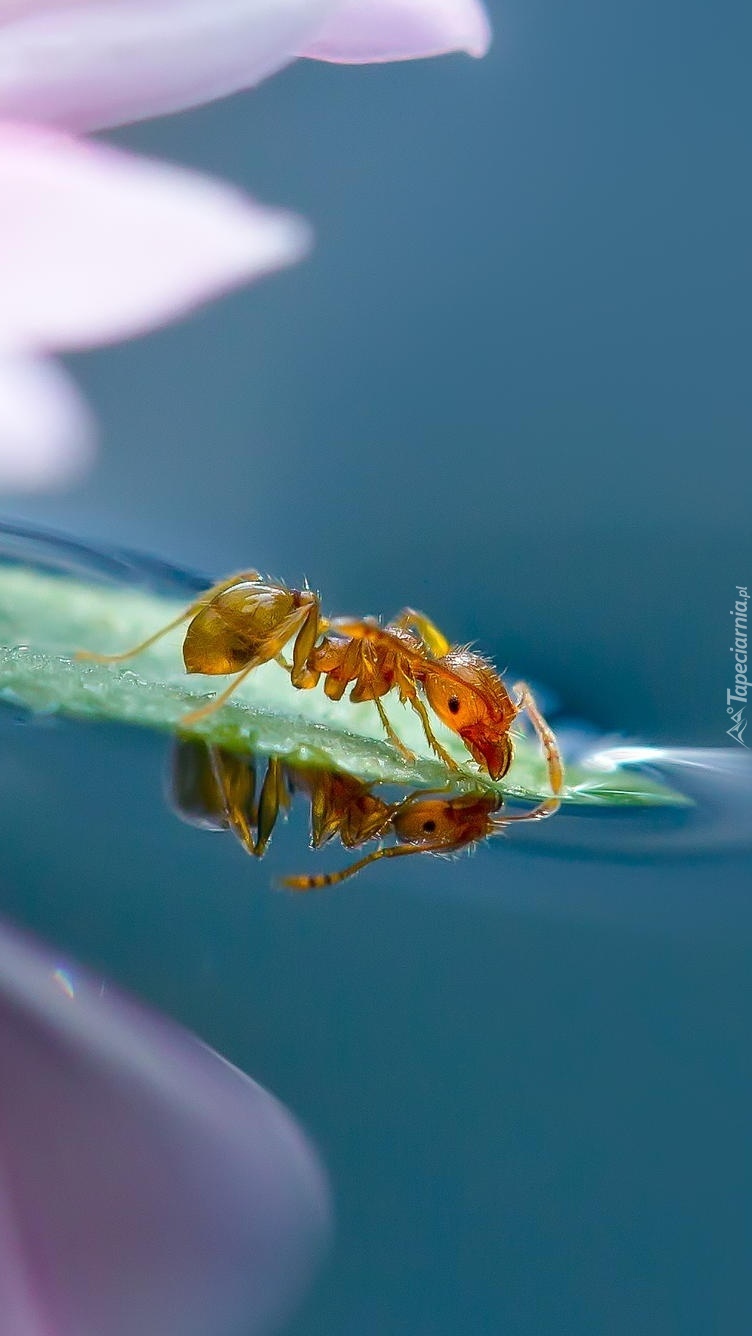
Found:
[281,783,504,889]
[283,781,560,889]
[169,741,560,890]
[304,608,564,798]
[78,573,563,801]
[76,571,325,725]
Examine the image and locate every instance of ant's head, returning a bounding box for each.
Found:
[392,792,502,850]
[422,651,516,780]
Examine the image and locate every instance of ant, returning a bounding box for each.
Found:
[284,781,559,889]
[304,608,564,797]
[78,574,563,800]
[171,740,394,860]
[169,741,560,890]
[76,571,325,725]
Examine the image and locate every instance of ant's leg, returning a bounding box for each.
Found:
[346,646,416,763]
[511,680,564,809]
[282,842,427,890]
[373,695,416,763]
[324,638,363,701]
[393,662,459,770]
[180,660,262,725]
[391,608,451,657]
[494,793,560,824]
[324,675,349,702]
[290,601,324,690]
[76,570,262,665]
[407,693,460,771]
[254,757,287,857]
[208,747,259,855]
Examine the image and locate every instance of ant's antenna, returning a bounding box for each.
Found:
[281,842,426,890]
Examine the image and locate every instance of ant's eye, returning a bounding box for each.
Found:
[422,819,437,833]
[448,696,460,714]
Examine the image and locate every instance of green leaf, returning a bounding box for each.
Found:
[0,565,687,807]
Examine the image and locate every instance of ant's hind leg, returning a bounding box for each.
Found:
[180,658,262,726]
[511,680,565,807]
[76,606,195,665]
[75,570,262,665]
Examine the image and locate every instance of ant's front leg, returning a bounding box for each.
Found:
[290,600,325,690]
[394,662,459,771]
[511,680,564,809]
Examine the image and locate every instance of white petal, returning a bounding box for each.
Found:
[304,0,492,62]
[0,124,311,354]
[0,0,338,131]
[0,918,330,1336]
[0,355,95,490]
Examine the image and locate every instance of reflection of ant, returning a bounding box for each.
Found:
[170,737,290,857]
[79,573,563,796]
[169,741,560,891]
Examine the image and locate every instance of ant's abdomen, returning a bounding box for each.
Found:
[183,606,257,673]
[183,584,296,674]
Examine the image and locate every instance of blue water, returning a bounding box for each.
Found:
[2,1,752,1328]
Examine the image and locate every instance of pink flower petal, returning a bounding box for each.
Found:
[304,0,492,62]
[0,0,491,131]
[0,355,95,490]
[0,918,330,1336]
[0,124,311,355]
[0,0,338,131]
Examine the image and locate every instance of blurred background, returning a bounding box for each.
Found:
[2,1,752,1333]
